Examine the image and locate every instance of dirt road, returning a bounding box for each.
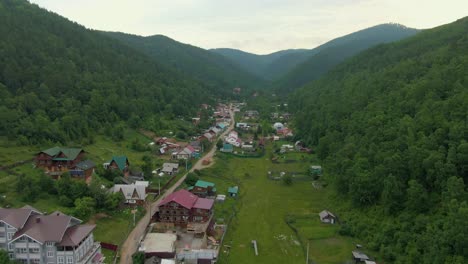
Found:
[119,106,234,264]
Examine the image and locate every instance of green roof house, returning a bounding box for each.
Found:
[221,143,233,153]
[35,146,86,176]
[228,186,239,197]
[190,180,216,198]
[106,156,130,177]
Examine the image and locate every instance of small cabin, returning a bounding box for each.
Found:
[319,210,337,224]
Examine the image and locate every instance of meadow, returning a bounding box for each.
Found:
[197,144,359,264]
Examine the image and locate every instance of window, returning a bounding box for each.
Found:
[47,251,54,257]
[7,233,14,240]
[58,257,64,264]
[8,253,14,259]
[19,237,27,241]
[46,242,54,247]
[67,256,73,264]
[0,222,4,227]
[31,247,40,253]
[8,243,14,251]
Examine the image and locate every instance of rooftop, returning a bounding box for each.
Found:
[195,180,215,189]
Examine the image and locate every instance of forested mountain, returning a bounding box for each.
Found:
[212,24,419,83]
[102,32,264,93]
[210,48,313,80]
[275,23,420,94]
[0,0,215,144]
[290,17,468,263]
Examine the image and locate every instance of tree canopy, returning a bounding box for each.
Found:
[290,17,468,263]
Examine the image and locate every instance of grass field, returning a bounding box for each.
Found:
[196,145,358,264]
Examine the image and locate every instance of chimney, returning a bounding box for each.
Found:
[36,217,41,223]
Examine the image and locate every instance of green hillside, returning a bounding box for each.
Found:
[211,48,313,80]
[102,32,264,94]
[0,0,213,144]
[290,17,468,263]
[275,23,420,94]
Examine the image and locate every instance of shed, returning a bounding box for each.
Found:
[352,251,370,262]
[228,186,239,197]
[319,210,337,224]
[141,233,177,259]
[310,165,323,176]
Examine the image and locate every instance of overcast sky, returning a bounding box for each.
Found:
[29,0,468,54]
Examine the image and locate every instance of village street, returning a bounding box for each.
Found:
[119,106,235,264]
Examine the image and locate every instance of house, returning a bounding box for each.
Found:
[189,141,202,153]
[352,251,370,262]
[235,123,248,129]
[242,144,254,150]
[162,163,179,175]
[209,127,221,135]
[233,87,241,94]
[216,123,227,131]
[228,186,239,197]
[202,133,214,142]
[319,210,337,224]
[189,180,216,198]
[192,117,200,125]
[112,184,147,205]
[220,143,233,153]
[277,128,293,137]
[0,206,103,264]
[310,165,323,176]
[69,160,95,181]
[156,190,214,227]
[140,233,177,259]
[35,147,86,176]
[273,122,284,131]
[172,146,195,160]
[104,156,130,177]
[244,110,259,119]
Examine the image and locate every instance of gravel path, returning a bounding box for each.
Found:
[118,106,234,264]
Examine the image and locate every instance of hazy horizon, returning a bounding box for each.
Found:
[29,0,468,54]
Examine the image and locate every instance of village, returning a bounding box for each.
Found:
[1,97,376,264]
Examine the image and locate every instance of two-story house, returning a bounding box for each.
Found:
[35,147,86,177]
[0,206,103,264]
[156,190,214,227]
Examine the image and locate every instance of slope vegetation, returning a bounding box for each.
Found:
[0,0,212,144]
[103,32,264,94]
[290,17,468,263]
[275,24,420,93]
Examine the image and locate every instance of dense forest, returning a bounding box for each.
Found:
[0,0,229,145]
[212,24,419,86]
[211,48,314,80]
[102,32,263,95]
[290,17,468,263]
[274,24,420,94]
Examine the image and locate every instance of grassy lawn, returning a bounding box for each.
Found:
[194,145,356,264]
[92,207,146,245]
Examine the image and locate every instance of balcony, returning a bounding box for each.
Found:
[77,242,101,264]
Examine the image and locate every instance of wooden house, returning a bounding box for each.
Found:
[104,156,130,177]
[189,180,216,198]
[156,190,214,227]
[35,147,86,176]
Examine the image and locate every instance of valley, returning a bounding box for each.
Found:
[0,1,467,264]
